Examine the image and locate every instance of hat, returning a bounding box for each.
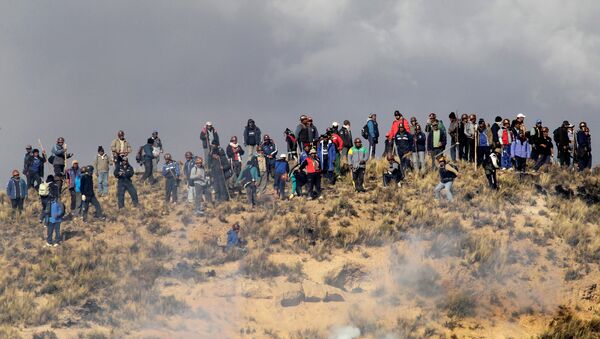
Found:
[98,146,104,152]
[563,120,570,126]
[536,119,542,124]
[568,123,574,128]
[26,145,32,149]
[280,154,287,159]
[437,156,447,162]
[495,116,502,122]
[478,118,485,124]
[517,113,526,118]
[11,169,19,176]
[72,160,79,165]
[332,122,339,127]
[309,148,317,154]
[394,110,401,116]
[33,148,39,153]
[206,121,213,126]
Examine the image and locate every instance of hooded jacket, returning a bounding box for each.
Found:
[387,118,411,140]
[340,126,353,148]
[511,139,531,159]
[348,146,368,169]
[243,122,261,146]
[6,177,28,200]
[200,127,220,149]
[412,131,427,152]
[394,130,414,156]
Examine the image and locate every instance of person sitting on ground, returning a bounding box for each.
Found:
[114,157,139,209]
[348,138,368,192]
[237,158,260,207]
[383,154,403,187]
[226,223,243,248]
[25,148,47,190]
[162,153,180,204]
[93,146,110,196]
[533,127,554,172]
[299,148,322,199]
[80,166,104,222]
[484,148,501,190]
[274,154,290,199]
[46,197,64,247]
[511,131,530,173]
[190,156,210,216]
[6,169,28,218]
[434,156,459,202]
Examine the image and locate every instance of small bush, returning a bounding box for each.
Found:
[439,292,476,318]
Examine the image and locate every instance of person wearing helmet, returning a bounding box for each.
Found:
[260,134,278,179]
[243,119,261,156]
[50,137,73,176]
[80,165,104,221]
[6,169,28,218]
[348,138,368,192]
[138,138,157,185]
[434,156,459,202]
[299,148,322,199]
[162,153,180,204]
[200,122,220,160]
[110,130,132,163]
[114,157,139,208]
[183,151,196,203]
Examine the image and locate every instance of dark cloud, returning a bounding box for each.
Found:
[1,1,597,177]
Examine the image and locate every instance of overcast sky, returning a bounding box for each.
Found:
[1,0,598,179]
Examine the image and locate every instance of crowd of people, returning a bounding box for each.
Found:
[5,112,593,246]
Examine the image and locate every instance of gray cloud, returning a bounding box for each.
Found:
[1,0,597,178]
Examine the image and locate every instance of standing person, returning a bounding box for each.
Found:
[284,128,298,160]
[66,160,82,217]
[511,132,531,173]
[183,151,196,203]
[364,114,379,159]
[93,146,110,196]
[162,153,180,204]
[339,120,353,161]
[190,157,210,216]
[386,111,410,156]
[39,175,55,224]
[427,121,447,170]
[434,156,459,202]
[295,115,310,151]
[200,122,220,160]
[110,130,132,162]
[576,123,592,171]
[528,119,544,162]
[209,141,230,202]
[533,127,554,172]
[243,119,261,156]
[6,170,28,217]
[25,148,47,190]
[383,154,403,187]
[237,159,260,207]
[299,148,322,200]
[458,114,469,161]
[425,112,445,134]
[491,116,502,148]
[307,117,319,145]
[568,124,576,169]
[464,114,477,162]
[330,128,344,180]
[151,131,163,173]
[46,197,64,246]
[50,137,72,176]
[226,136,245,187]
[411,124,427,175]
[394,124,413,173]
[484,148,501,190]
[553,121,571,167]
[138,138,156,185]
[511,113,527,137]
[409,116,419,132]
[23,145,33,179]
[476,119,492,166]
[317,132,337,185]
[448,112,460,161]
[114,157,139,209]
[80,166,104,222]
[348,138,368,192]
[261,135,278,179]
[498,119,513,170]
[274,154,290,199]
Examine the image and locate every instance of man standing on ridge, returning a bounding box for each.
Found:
[6,169,28,218]
[93,146,110,196]
[243,119,261,156]
[110,130,132,163]
[427,121,447,170]
[183,151,195,203]
[80,165,104,222]
[114,157,139,209]
[339,120,353,162]
[139,138,157,185]
[151,131,163,173]
[162,153,180,204]
[25,148,46,190]
[200,122,220,161]
[299,148,322,200]
[365,114,379,159]
[51,137,72,176]
[348,138,368,192]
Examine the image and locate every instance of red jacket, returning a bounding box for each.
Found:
[387,118,411,140]
[331,133,344,151]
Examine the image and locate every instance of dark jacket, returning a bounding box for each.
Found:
[439,164,458,183]
[427,130,447,151]
[295,124,309,144]
[142,144,154,161]
[554,126,570,148]
[80,173,95,198]
[412,131,427,152]
[394,131,413,156]
[576,130,591,156]
[25,155,47,177]
[491,122,501,146]
[244,126,261,146]
[114,162,135,181]
[307,125,319,143]
[537,136,554,156]
[200,127,220,149]
[340,127,353,148]
[226,144,245,162]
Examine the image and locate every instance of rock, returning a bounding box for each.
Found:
[581,283,598,301]
[555,185,574,199]
[280,290,305,307]
[242,282,273,300]
[302,280,337,302]
[324,263,367,291]
[323,292,345,302]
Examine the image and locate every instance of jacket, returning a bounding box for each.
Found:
[162,161,180,178]
[114,162,135,181]
[464,122,477,139]
[66,167,81,189]
[348,146,368,169]
[226,229,241,248]
[300,156,321,174]
[25,155,46,177]
[317,140,336,171]
[491,122,501,145]
[295,124,309,144]
[237,164,260,185]
[576,130,591,155]
[141,144,154,161]
[554,126,570,148]
[439,163,458,183]
[110,138,132,156]
[412,131,427,152]
[274,159,290,175]
[190,165,208,186]
[536,136,554,156]
[307,125,319,143]
[6,178,28,200]
[200,127,220,149]
[448,120,459,144]
[511,139,531,159]
[394,131,413,156]
[93,154,110,173]
[331,133,344,151]
[79,173,95,198]
[367,120,379,142]
[340,126,353,148]
[427,129,447,151]
[261,142,278,158]
[51,144,69,166]
[484,153,500,175]
[498,128,513,146]
[244,126,261,146]
[49,200,64,224]
[477,128,493,147]
[387,118,410,140]
[226,144,245,162]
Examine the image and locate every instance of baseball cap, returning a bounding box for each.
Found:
[517,113,526,118]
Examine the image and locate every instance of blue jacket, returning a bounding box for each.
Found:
[142,144,154,161]
[317,141,336,171]
[226,230,241,248]
[6,178,27,200]
[49,200,64,223]
[274,159,289,175]
[412,131,427,152]
[511,139,531,158]
[261,142,278,158]
[66,167,81,189]
[162,161,180,178]
[367,119,379,141]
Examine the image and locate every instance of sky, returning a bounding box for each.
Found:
[1,0,598,179]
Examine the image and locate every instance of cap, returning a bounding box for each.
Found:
[12,169,19,176]
[98,146,104,152]
[206,121,212,126]
[517,113,526,118]
[72,160,79,165]
[280,154,287,159]
[478,118,485,124]
[309,148,317,154]
[536,119,542,124]
[332,122,339,127]
[394,110,401,116]
[26,145,32,149]
[563,120,570,126]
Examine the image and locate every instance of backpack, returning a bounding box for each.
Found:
[553,128,560,144]
[39,182,50,197]
[361,124,369,139]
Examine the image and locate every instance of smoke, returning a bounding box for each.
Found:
[329,325,361,339]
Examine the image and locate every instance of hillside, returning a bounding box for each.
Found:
[1,161,599,339]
